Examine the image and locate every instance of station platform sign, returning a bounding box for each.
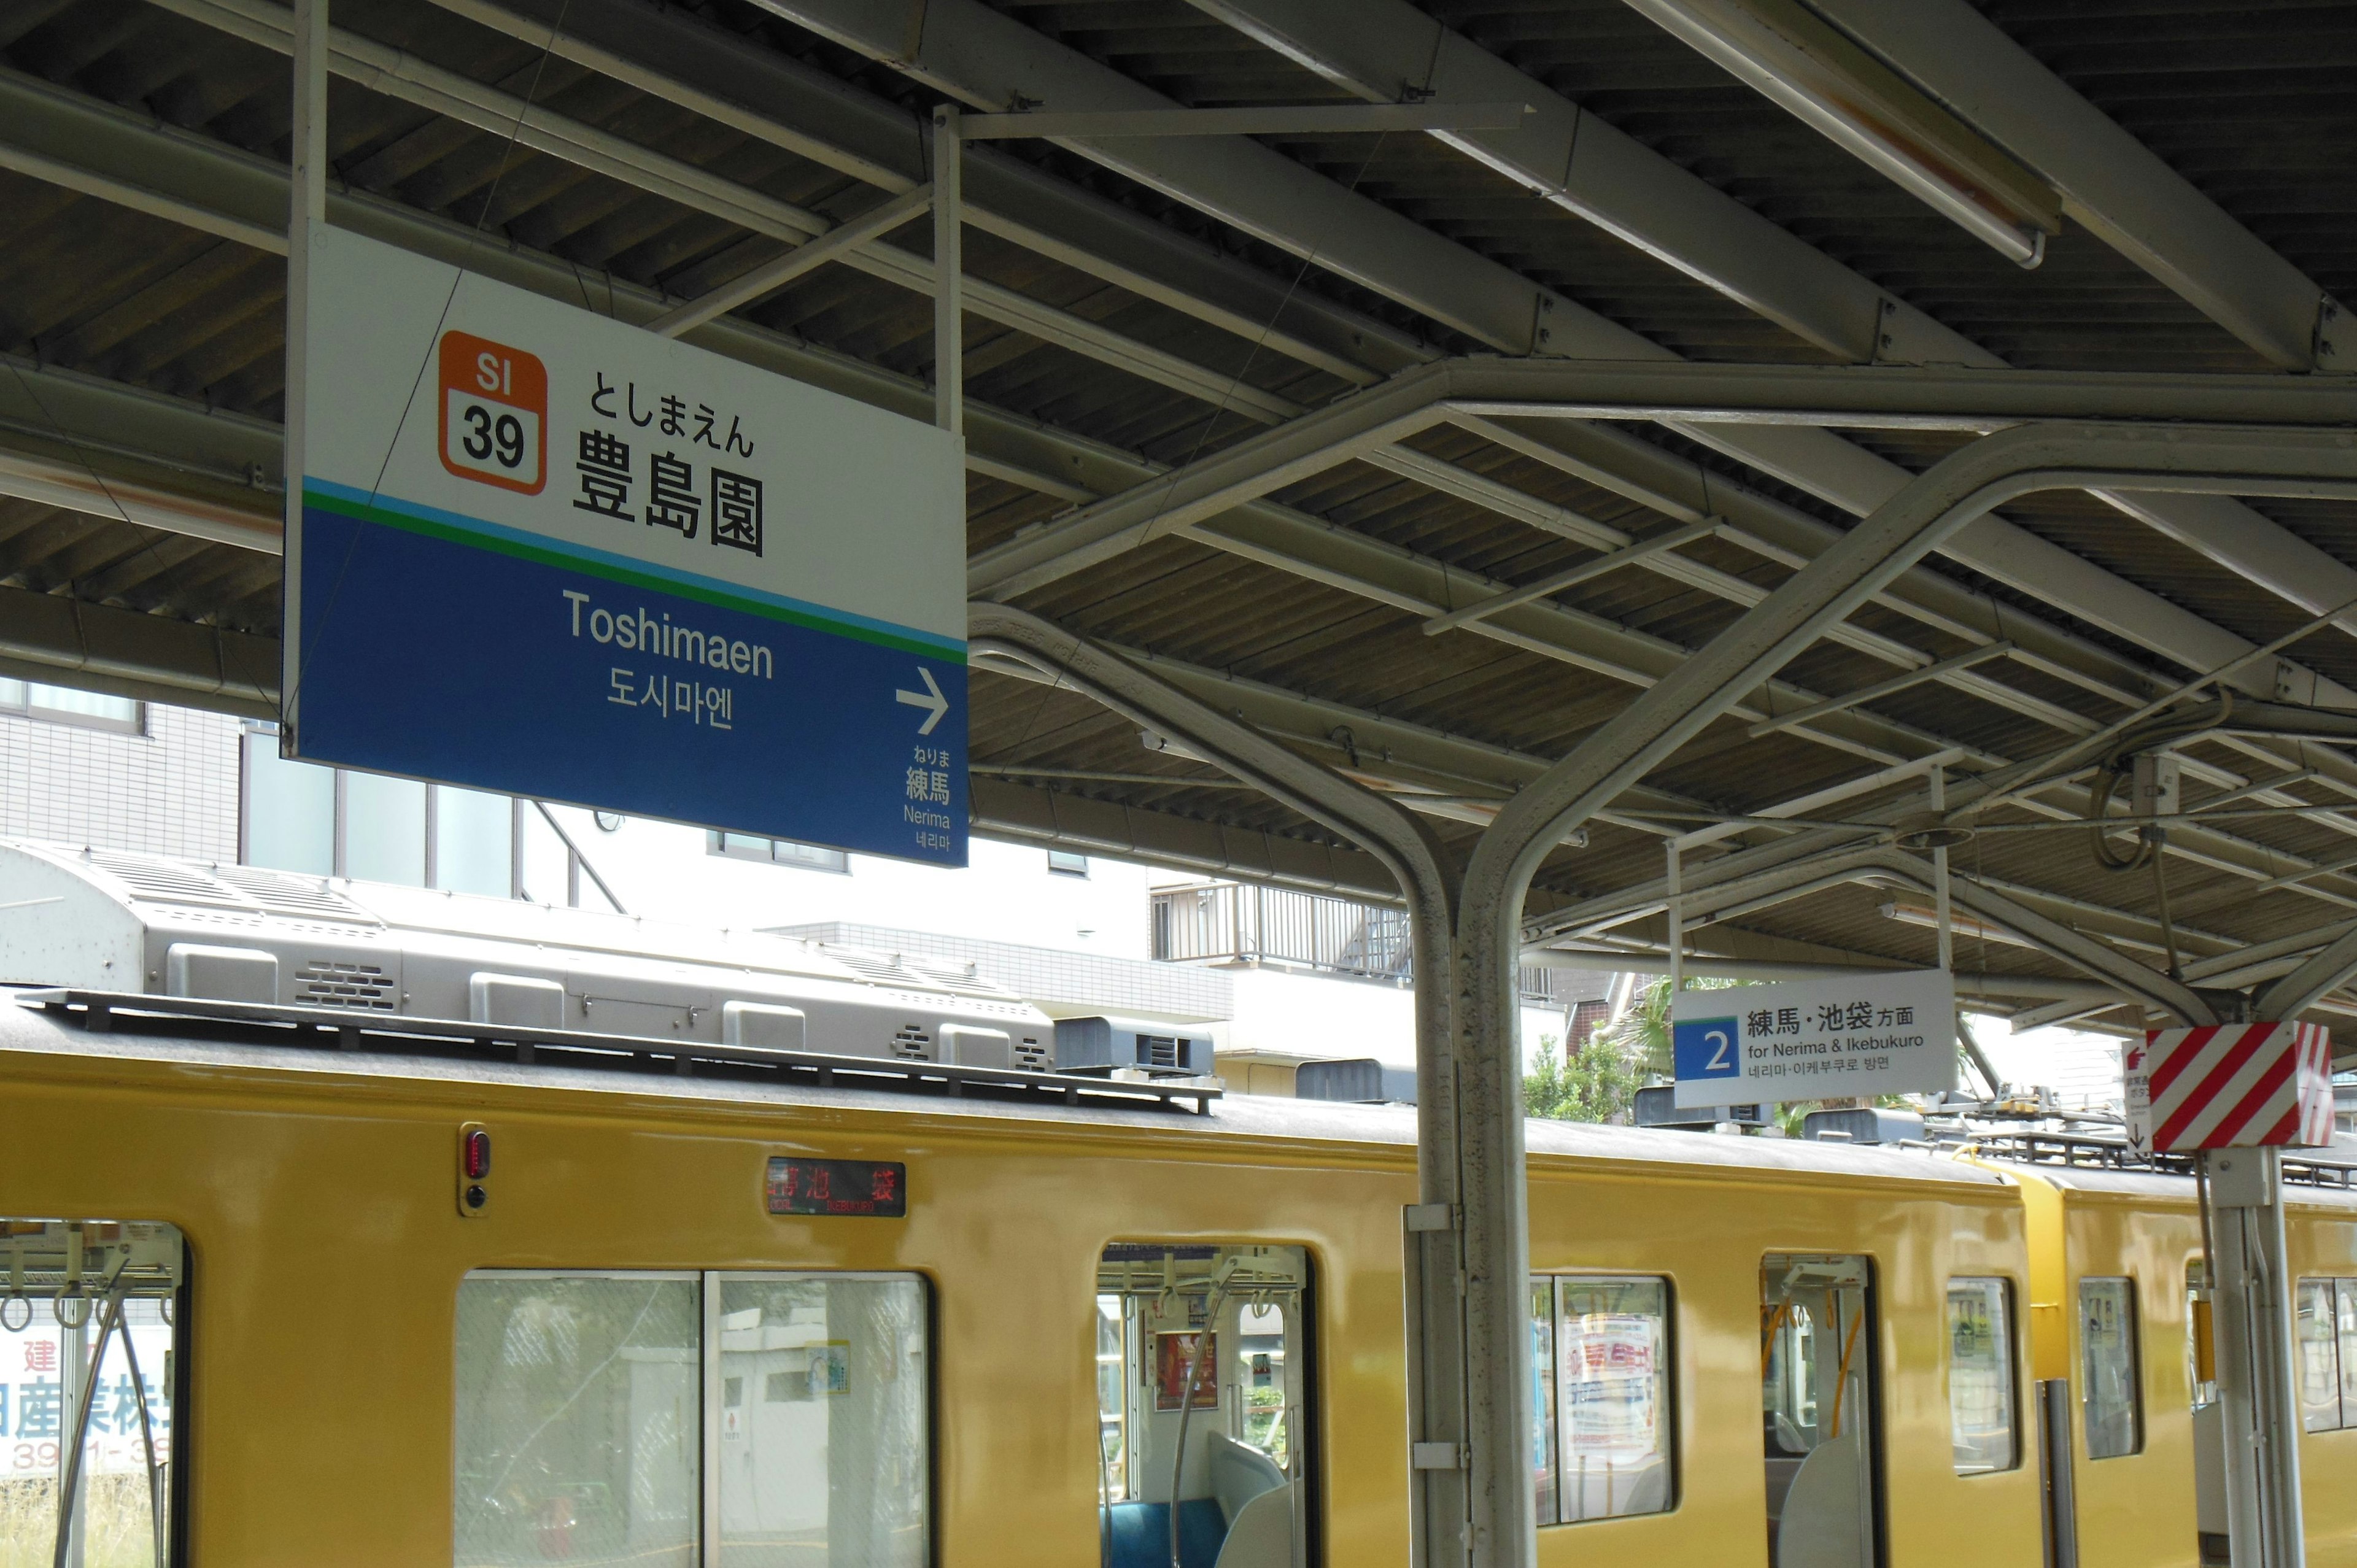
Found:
[1668,969,1957,1108]
[284,224,967,865]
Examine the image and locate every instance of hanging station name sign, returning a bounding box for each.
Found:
[282,224,969,865]
[1669,969,1958,1108]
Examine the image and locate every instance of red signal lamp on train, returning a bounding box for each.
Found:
[458,1122,492,1218]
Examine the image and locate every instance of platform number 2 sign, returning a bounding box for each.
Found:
[438,330,547,495]
[1672,1015,1742,1082]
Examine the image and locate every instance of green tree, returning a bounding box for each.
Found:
[1522,1029,1645,1124]
[1523,975,1741,1126]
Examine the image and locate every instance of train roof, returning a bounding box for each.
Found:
[0,984,2008,1192]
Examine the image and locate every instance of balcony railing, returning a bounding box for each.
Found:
[1151,882,1595,1002]
[1152,882,1412,980]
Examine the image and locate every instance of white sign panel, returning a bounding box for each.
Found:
[285,223,970,864]
[1668,969,1957,1108]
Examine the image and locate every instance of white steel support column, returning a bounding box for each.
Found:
[282,0,327,751]
[964,604,1475,1567]
[1441,419,2357,1566]
[932,104,963,439]
[2203,1145,2307,1568]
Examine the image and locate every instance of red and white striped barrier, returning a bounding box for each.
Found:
[2123,1021,2334,1153]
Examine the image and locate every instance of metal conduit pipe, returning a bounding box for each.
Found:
[1521,947,2136,1004]
[1446,420,2357,1566]
[962,603,1477,1565]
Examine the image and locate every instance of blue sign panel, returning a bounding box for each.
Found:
[1671,1016,1742,1085]
[285,225,969,864]
[290,486,964,863]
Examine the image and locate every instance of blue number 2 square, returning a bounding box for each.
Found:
[1673,1016,1743,1081]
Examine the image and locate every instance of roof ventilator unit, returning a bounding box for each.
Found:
[469,974,566,1032]
[295,959,395,1010]
[1055,1016,1209,1078]
[0,842,1224,1111]
[1294,1057,1411,1104]
[1633,1085,1770,1132]
[940,1024,1014,1069]
[1802,1108,1927,1146]
[164,943,279,1005]
[722,1000,806,1052]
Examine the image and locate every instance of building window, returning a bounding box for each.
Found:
[0,678,144,734]
[707,830,850,874]
[455,1271,929,1565]
[236,727,625,908]
[1532,1275,1674,1523]
[1047,849,1090,878]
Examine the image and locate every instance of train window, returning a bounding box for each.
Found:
[0,1219,185,1568]
[1529,1275,1673,1525]
[1762,1254,1878,1568]
[2186,1262,2218,1408]
[2296,1280,2343,1432]
[454,1271,931,1566]
[1530,1280,1558,1526]
[1946,1278,2019,1474]
[2079,1278,2143,1459]
[716,1275,929,1562]
[2340,1283,2357,1428]
[1093,1243,1312,1568]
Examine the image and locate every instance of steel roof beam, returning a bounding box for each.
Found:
[17,56,2357,921]
[269,0,2357,720]
[1806,0,2338,374]
[0,580,276,719]
[1170,0,2357,698]
[425,0,1430,383]
[1183,0,1973,368]
[157,0,1320,431]
[970,355,2357,599]
[752,0,1649,359]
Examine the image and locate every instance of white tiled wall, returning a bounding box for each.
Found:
[0,703,241,861]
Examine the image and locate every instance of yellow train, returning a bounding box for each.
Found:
[3,984,2356,1568]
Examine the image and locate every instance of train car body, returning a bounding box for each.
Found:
[2010,1164,2357,1568]
[1,846,2355,1567]
[0,990,2038,1568]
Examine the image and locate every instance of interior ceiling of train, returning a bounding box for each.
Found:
[5,0,2357,1036]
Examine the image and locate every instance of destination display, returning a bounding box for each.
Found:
[1668,969,1957,1108]
[765,1156,908,1217]
[284,223,969,865]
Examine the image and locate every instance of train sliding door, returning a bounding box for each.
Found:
[1762,1254,1880,1568]
[1094,1243,1312,1568]
[0,1219,186,1568]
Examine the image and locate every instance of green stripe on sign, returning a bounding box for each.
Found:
[301,487,966,663]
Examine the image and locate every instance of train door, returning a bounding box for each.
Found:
[1094,1243,1312,1568]
[0,1218,186,1568]
[1762,1254,1879,1568]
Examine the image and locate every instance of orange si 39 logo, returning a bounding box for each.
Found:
[437,331,548,495]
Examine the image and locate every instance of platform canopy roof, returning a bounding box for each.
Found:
[7,0,2357,1036]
